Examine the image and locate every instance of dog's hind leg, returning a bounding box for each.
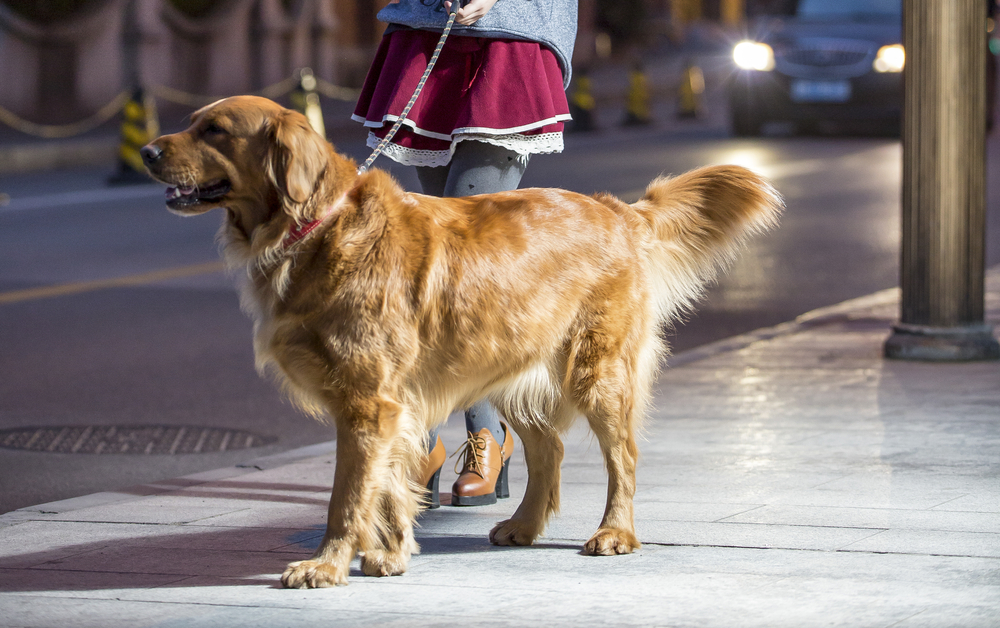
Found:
[281,396,411,588]
[490,421,564,547]
[581,395,642,555]
[570,317,654,556]
[578,354,648,555]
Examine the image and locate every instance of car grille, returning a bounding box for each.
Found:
[784,49,867,67]
[776,38,875,79]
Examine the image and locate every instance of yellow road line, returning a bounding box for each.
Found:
[0,261,226,305]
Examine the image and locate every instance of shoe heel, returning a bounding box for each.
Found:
[495,457,510,499]
[425,466,441,509]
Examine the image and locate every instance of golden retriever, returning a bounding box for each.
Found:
[142,95,781,588]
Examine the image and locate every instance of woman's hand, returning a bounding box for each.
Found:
[444,0,499,25]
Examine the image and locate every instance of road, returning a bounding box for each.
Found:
[1,116,998,515]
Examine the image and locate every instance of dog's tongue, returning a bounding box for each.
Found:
[166,186,196,200]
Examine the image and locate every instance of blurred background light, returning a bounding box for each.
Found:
[873,44,905,73]
[733,40,775,72]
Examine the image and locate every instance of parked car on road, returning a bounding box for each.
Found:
[728,0,903,136]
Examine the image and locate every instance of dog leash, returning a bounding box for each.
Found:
[357,1,462,174]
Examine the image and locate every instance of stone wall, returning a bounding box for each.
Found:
[0,1,127,123]
[0,0,384,124]
[0,0,623,126]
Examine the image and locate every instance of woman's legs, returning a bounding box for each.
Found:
[416,140,529,197]
[439,140,529,199]
[414,163,449,198]
[417,140,528,448]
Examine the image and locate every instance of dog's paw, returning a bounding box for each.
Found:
[489,519,541,546]
[360,549,410,577]
[583,527,641,556]
[281,559,349,588]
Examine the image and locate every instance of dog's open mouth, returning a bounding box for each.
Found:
[165,180,232,210]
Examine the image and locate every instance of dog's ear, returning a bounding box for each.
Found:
[268,111,329,205]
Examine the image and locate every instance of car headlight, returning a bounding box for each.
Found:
[873,44,905,72]
[733,41,775,71]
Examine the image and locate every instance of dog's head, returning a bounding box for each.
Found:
[142,95,342,237]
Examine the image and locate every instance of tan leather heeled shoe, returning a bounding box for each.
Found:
[451,423,514,506]
[417,436,446,509]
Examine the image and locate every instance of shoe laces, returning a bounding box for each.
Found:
[450,431,490,478]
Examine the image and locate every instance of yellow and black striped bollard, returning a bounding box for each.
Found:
[623,63,653,126]
[109,87,160,185]
[568,69,598,132]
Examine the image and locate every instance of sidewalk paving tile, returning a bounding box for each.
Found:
[37,499,251,526]
[720,504,1000,533]
[30,546,305,577]
[840,529,1000,558]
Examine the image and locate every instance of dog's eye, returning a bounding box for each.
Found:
[204,123,227,136]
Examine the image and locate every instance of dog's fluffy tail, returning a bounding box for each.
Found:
[625,165,783,325]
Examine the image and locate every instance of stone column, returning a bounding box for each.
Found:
[305,0,341,83]
[283,0,339,83]
[573,0,597,68]
[327,0,384,86]
[251,0,292,89]
[125,0,169,91]
[0,1,125,123]
[884,0,1000,361]
[161,0,254,98]
[720,0,744,26]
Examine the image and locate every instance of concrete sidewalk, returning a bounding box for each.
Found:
[1,270,998,628]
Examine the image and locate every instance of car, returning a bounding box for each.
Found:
[728,0,903,136]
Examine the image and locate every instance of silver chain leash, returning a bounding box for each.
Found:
[358,2,462,174]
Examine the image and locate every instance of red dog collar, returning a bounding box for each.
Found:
[282,206,334,249]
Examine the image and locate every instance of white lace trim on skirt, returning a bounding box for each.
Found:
[364,131,565,168]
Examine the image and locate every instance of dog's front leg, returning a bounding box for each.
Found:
[359,459,420,577]
[281,403,401,588]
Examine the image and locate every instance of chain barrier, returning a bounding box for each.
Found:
[0,90,131,139]
[146,84,222,109]
[313,78,361,102]
[0,71,359,139]
[148,75,303,108]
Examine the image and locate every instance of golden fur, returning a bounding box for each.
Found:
[144,96,782,588]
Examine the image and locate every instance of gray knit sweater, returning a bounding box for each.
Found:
[377,0,578,87]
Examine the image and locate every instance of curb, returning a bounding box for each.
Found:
[667,287,901,368]
[669,264,999,368]
[0,439,337,526]
[0,137,118,175]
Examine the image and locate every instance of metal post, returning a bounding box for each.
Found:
[884,0,1000,361]
[721,0,744,27]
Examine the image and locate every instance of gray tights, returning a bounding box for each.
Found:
[419,140,529,449]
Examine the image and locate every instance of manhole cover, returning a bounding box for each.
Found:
[0,425,276,455]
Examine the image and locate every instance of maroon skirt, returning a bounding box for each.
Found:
[352,28,571,167]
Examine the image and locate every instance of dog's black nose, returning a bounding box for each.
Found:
[140,144,163,166]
